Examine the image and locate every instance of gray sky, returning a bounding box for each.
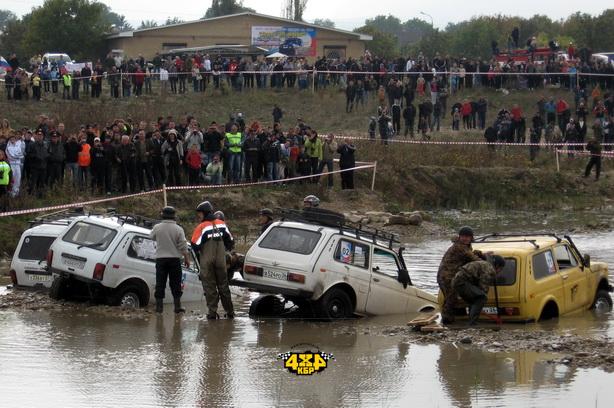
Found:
[4,0,610,30]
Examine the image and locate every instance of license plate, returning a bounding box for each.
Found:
[483,307,499,315]
[263,269,288,281]
[62,257,85,269]
[28,274,51,282]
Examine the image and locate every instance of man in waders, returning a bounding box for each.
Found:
[191,201,235,319]
[150,206,191,313]
[452,256,506,325]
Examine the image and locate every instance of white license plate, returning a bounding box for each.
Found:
[263,269,288,281]
[483,307,499,315]
[28,274,51,282]
[62,257,85,269]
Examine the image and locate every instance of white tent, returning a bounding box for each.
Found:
[265,52,287,59]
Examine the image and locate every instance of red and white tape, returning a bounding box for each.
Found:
[345,136,614,148]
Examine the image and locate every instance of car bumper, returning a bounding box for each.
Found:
[229,278,313,299]
[51,268,100,286]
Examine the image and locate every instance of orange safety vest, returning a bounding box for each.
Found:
[78,143,91,167]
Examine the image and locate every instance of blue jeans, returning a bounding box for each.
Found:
[66,162,79,186]
[318,159,334,187]
[228,153,241,183]
[266,162,278,181]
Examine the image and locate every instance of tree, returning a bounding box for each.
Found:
[313,18,335,28]
[100,4,133,32]
[0,14,30,59]
[165,17,185,25]
[284,0,307,21]
[204,0,254,18]
[22,0,111,60]
[0,9,17,33]
[354,25,398,58]
[139,20,158,29]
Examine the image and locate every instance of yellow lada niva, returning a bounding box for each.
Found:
[439,234,613,322]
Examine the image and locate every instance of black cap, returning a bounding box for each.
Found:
[196,201,213,214]
[259,208,273,218]
[214,210,225,220]
[491,255,506,269]
[458,226,474,237]
[161,206,176,219]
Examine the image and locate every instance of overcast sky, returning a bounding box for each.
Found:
[4,0,610,30]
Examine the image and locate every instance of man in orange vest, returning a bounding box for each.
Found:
[77,133,91,190]
[191,201,235,319]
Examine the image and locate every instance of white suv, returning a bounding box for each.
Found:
[235,209,438,319]
[47,215,202,308]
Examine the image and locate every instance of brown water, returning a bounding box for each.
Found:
[0,232,613,407]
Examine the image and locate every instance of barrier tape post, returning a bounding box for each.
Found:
[163,184,168,207]
[556,149,560,173]
[371,160,378,191]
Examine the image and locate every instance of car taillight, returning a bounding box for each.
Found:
[504,307,520,316]
[9,269,17,286]
[287,272,305,284]
[93,263,106,281]
[244,265,263,276]
[46,250,54,267]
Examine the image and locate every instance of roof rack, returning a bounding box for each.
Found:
[278,208,400,249]
[28,207,87,228]
[474,233,564,249]
[96,209,159,229]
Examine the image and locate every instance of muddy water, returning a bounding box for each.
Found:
[0,232,613,407]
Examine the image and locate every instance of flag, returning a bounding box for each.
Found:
[0,56,11,71]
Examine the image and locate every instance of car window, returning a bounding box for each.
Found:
[334,239,369,269]
[496,258,517,286]
[259,227,321,255]
[553,245,579,270]
[62,222,117,251]
[18,236,56,261]
[372,248,400,279]
[533,250,557,280]
[127,236,157,262]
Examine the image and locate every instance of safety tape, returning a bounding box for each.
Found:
[344,135,614,147]
[555,149,614,157]
[0,163,375,218]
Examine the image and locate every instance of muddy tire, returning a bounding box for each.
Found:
[591,290,613,313]
[249,295,285,317]
[49,277,68,301]
[111,285,145,309]
[317,288,353,320]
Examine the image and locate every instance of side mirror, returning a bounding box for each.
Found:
[397,269,412,289]
[583,254,591,268]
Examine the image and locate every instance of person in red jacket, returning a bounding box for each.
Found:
[185,144,202,185]
[461,99,473,130]
[556,98,570,134]
[134,67,145,96]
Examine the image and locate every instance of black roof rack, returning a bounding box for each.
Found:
[278,208,400,249]
[28,208,159,230]
[474,233,564,249]
[28,207,87,227]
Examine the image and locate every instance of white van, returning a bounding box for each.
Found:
[42,53,73,64]
[47,215,202,308]
[234,209,438,319]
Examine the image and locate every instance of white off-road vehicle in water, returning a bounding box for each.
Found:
[233,209,438,319]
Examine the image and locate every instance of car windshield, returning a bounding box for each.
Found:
[258,226,321,255]
[62,222,117,251]
[18,236,56,261]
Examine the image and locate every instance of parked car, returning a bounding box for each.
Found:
[438,234,613,323]
[233,209,438,319]
[47,215,202,308]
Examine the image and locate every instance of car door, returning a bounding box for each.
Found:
[365,247,410,315]
[328,237,371,313]
[554,244,588,313]
[530,249,566,314]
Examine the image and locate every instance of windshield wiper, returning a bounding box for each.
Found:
[77,241,105,250]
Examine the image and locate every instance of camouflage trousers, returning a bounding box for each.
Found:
[438,274,457,323]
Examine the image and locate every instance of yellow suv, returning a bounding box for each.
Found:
[439,234,613,323]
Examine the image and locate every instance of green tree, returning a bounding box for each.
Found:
[165,17,185,25]
[0,9,17,33]
[354,25,398,58]
[313,18,335,28]
[592,9,614,51]
[0,14,30,59]
[204,0,254,18]
[139,20,158,29]
[22,0,110,60]
[100,4,132,32]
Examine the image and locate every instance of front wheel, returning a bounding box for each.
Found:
[317,288,353,320]
[592,290,613,314]
[111,285,144,309]
[49,276,68,301]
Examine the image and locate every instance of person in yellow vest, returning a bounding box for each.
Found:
[0,149,12,212]
[31,73,42,101]
[225,124,242,183]
[62,71,71,100]
[77,133,91,190]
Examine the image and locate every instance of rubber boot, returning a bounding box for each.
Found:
[174,298,185,314]
[468,303,483,326]
[155,298,163,313]
[206,312,219,320]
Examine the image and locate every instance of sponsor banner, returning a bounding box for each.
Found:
[251,26,317,57]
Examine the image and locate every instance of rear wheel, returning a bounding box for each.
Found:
[317,288,353,320]
[249,295,285,317]
[111,285,145,309]
[592,290,613,314]
[49,276,68,301]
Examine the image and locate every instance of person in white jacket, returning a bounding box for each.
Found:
[5,133,25,197]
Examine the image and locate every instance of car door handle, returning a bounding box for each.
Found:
[562,275,569,280]
[373,278,380,282]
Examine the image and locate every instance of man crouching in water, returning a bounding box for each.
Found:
[437,226,485,324]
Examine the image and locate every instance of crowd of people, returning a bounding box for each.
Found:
[0,110,358,210]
